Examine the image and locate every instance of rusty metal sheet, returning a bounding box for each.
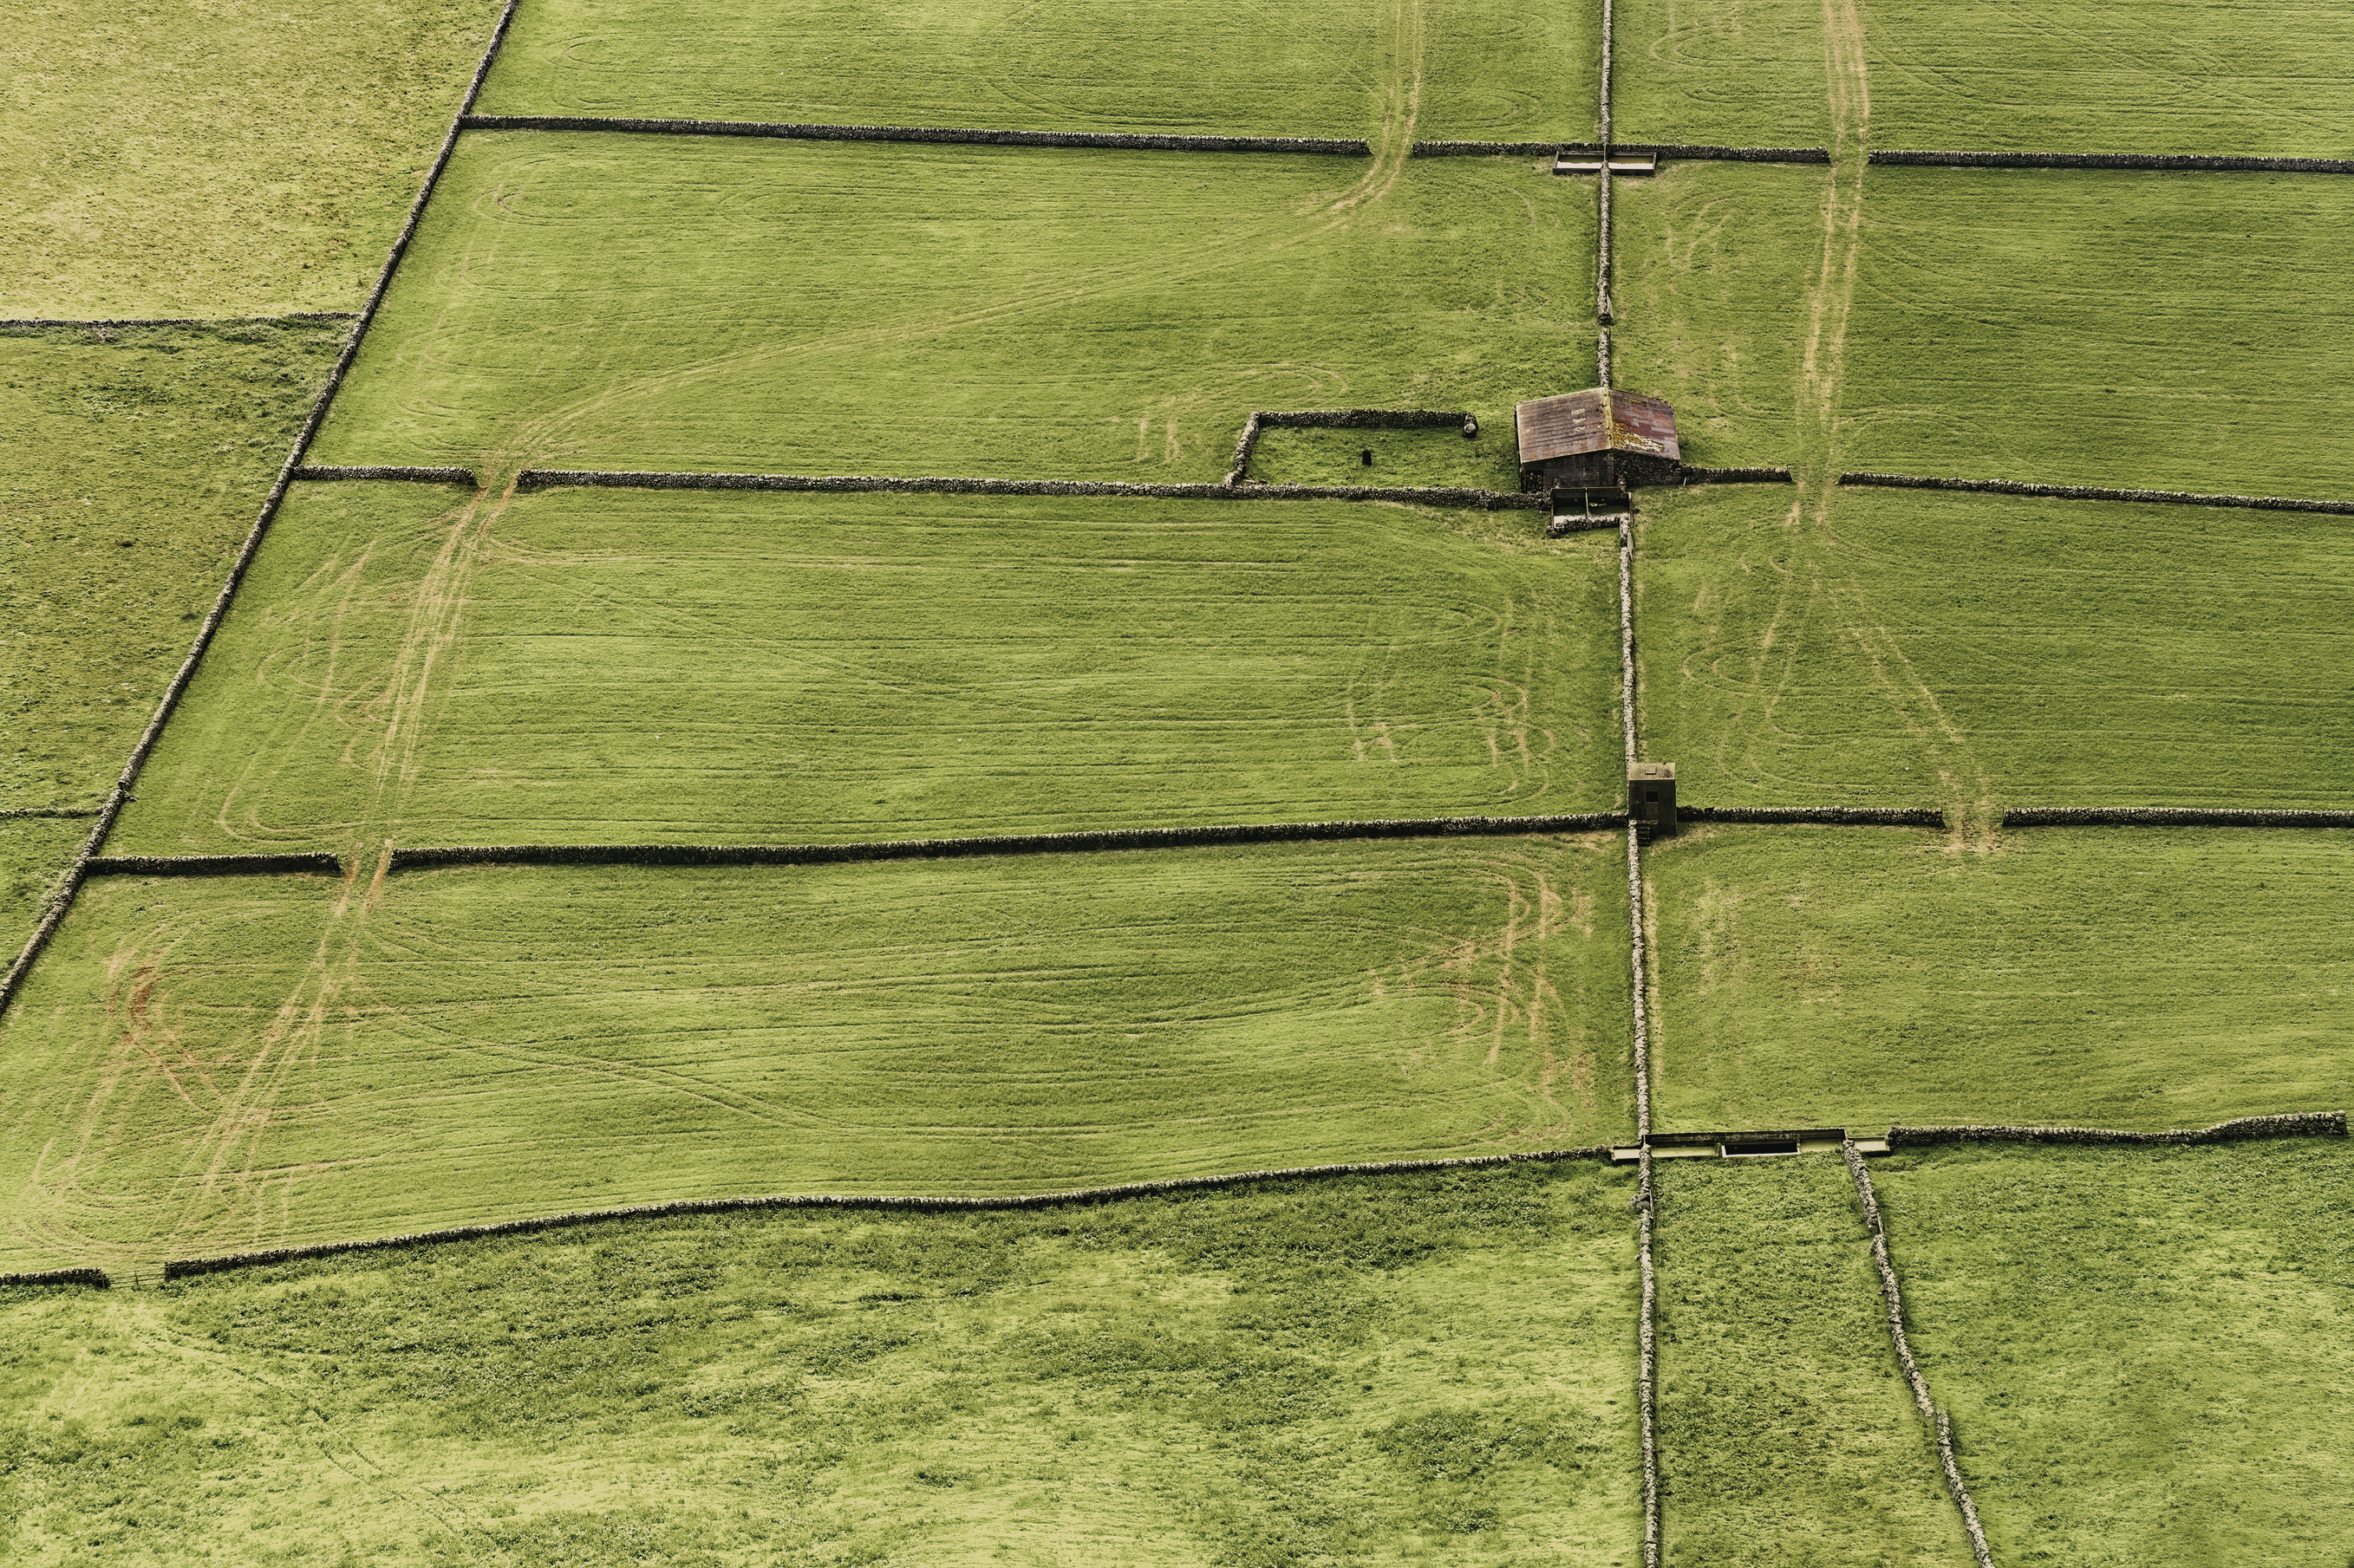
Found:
[1516,388,1680,464]
[1607,389,1680,461]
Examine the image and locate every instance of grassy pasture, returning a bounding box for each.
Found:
[0,838,1631,1272]
[1244,422,1523,490]
[1645,826,2354,1135]
[305,134,1596,482]
[0,1166,1637,1565]
[2,0,502,317]
[1653,1155,1972,1568]
[1865,0,2354,157]
[0,817,87,958]
[479,0,1601,145]
[1635,485,2354,816]
[1612,0,1832,148]
[108,484,1620,858]
[0,323,344,810]
[1871,1141,2354,1566]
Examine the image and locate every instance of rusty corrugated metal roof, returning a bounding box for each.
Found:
[1516,388,1680,463]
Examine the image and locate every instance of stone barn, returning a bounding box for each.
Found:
[1516,388,1681,499]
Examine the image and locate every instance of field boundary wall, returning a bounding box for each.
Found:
[1841,472,2354,515]
[0,806,102,820]
[1887,1110,2345,1148]
[0,1266,111,1291]
[1678,466,1793,485]
[1412,141,1830,163]
[84,853,344,877]
[1842,1141,1996,1568]
[1681,805,1946,827]
[0,313,360,332]
[459,114,1369,156]
[0,0,525,1022]
[292,465,478,485]
[1222,408,1473,485]
[157,1147,1614,1279]
[520,467,1549,509]
[1873,149,2354,175]
[2003,807,2354,828]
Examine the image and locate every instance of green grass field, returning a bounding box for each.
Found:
[0,817,87,959]
[2,0,502,317]
[478,0,1602,146]
[1865,0,2354,156]
[1635,485,2354,817]
[108,484,1619,858]
[1645,826,2354,1135]
[1612,0,1834,148]
[1653,1155,1972,1568]
[1872,1140,2354,1566]
[0,1164,1641,1565]
[0,837,1631,1272]
[304,135,1595,483]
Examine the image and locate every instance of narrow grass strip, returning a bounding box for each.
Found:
[1872,149,2354,174]
[1842,1142,1996,1568]
[1412,141,1830,163]
[290,465,478,485]
[1680,805,1946,827]
[159,1148,1612,1281]
[83,853,345,877]
[0,0,525,1024]
[1840,472,2354,514]
[458,114,1369,156]
[0,313,360,331]
[0,1267,110,1291]
[2004,807,2354,828]
[1887,1110,2346,1148]
[518,467,1547,508]
[386,814,1630,873]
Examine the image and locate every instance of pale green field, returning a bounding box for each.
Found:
[1865,0,2354,156]
[1874,1141,2354,1566]
[1613,0,1833,148]
[1645,827,2354,1135]
[305,135,1596,482]
[479,0,1601,145]
[109,484,1620,859]
[2,0,502,316]
[1654,1155,1972,1568]
[0,838,1631,1272]
[1635,485,2354,817]
[0,1164,1641,1566]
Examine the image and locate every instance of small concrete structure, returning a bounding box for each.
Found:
[1629,761,1676,840]
[1516,387,1681,503]
[1555,152,1659,176]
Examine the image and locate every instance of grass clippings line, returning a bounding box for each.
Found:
[291,465,479,485]
[1872,149,2354,175]
[387,814,1632,873]
[1411,141,1830,163]
[2003,807,2354,828]
[1887,1110,2346,1148]
[459,114,1370,157]
[0,1266,112,1291]
[1842,1141,1997,1568]
[520,467,1547,509]
[1840,472,2354,515]
[0,0,525,1024]
[158,1147,1614,1280]
[83,853,345,877]
[0,312,361,332]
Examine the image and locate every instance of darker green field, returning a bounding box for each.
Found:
[109,484,1620,858]
[305,136,1595,482]
[0,816,87,959]
[1873,1140,2354,1566]
[0,838,1631,1272]
[478,0,1601,145]
[0,1163,1640,1565]
[1645,827,2354,1135]
[1635,485,2354,816]
[1654,1155,1971,1567]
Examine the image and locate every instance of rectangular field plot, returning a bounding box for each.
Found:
[1872,1141,2354,1566]
[1867,0,2354,157]
[1654,1156,1973,1568]
[1841,171,2354,497]
[1612,0,1834,148]
[0,837,1632,1270]
[304,135,1594,482]
[108,484,1620,856]
[477,0,1600,145]
[0,1168,1639,1565]
[1646,827,2354,1135]
[1636,486,2354,814]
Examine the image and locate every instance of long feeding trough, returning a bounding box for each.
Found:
[1516,387,1681,509]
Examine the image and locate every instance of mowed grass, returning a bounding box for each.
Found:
[1871,1141,2354,1566]
[1654,1156,1972,1568]
[305,135,1595,481]
[109,484,1620,858]
[478,0,1600,144]
[1866,0,2354,157]
[1645,827,2354,1135]
[0,1167,1638,1566]
[0,817,88,958]
[1635,485,2354,815]
[2,0,502,316]
[1612,0,1831,147]
[0,322,344,807]
[0,838,1632,1271]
